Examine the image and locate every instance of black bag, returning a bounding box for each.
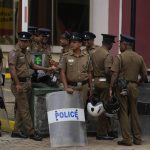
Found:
[0,96,5,109]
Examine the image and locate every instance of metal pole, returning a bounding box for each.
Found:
[51,0,54,48]
[22,0,28,31]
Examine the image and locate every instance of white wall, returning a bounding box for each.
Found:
[90,0,109,45]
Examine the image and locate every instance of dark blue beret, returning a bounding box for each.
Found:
[101,34,117,43]
[120,34,135,43]
[60,31,71,39]
[83,31,96,40]
[70,32,82,41]
[38,28,51,37]
[28,26,38,35]
[18,32,31,40]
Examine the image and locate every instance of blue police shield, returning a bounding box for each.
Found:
[46,91,87,147]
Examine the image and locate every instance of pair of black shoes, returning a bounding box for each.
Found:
[108,131,118,138]
[29,131,43,141]
[11,131,42,141]
[117,140,132,146]
[96,135,115,140]
[96,131,118,140]
[11,131,28,138]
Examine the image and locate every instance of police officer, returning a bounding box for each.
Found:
[38,28,52,67]
[29,27,42,52]
[0,47,3,137]
[82,31,99,55]
[110,35,147,146]
[8,32,55,141]
[27,26,39,52]
[59,32,92,105]
[59,31,71,54]
[91,34,117,140]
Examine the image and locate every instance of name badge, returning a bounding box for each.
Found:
[68,59,74,63]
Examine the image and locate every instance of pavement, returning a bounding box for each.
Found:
[1,79,150,150]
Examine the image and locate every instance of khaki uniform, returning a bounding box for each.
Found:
[41,44,52,67]
[111,48,147,143]
[59,50,92,105]
[8,47,35,135]
[59,47,70,64]
[83,45,99,56]
[91,46,113,136]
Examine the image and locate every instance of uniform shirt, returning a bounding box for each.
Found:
[83,45,99,56]
[91,46,113,77]
[41,44,52,67]
[59,50,92,82]
[8,47,34,78]
[111,49,147,81]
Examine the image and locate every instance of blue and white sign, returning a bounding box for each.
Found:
[47,108,85,124]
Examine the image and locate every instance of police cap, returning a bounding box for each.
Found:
[18,32,31,40]
[83,31,96,40]
[120,34,135,43]
[101,34,116,43]
[70,32,82,41]
[60,31,71,40]
[28,26,38,35]
[38,28,51,37]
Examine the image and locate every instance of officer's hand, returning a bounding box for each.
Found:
[46,66,56,72]
[65,87,74,94]
[51,65,57,70]
[16,84,23,93]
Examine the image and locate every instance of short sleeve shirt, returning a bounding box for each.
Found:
[111,49,147,81]
[8,47,34,78]
[59,50,92,82]
[91,46,113,77]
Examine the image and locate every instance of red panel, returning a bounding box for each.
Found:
[122,0,131,35]
[108,0,120,56]
[135,0,150,68]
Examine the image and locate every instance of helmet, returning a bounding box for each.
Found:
[87,101,105,117]
[103,96,120,114]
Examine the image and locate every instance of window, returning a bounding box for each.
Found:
[0,0,18,45]
[29,0,89,45]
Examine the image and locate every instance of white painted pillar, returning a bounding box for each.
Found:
[90,0,109,45]
[22,0,28,31]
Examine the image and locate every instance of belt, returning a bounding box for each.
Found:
[94,77,107,82]
[68,80,88,86]
[18,77,31,82]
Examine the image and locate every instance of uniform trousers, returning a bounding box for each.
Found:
[94,79,112,136]
[117,82,141,143]
[11,81,34,135]
[69,83,89,107]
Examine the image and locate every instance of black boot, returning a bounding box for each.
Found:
[30,131,43,141]
[96,135,115,140]
[108,131,118,138]
[11,131,28,138]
